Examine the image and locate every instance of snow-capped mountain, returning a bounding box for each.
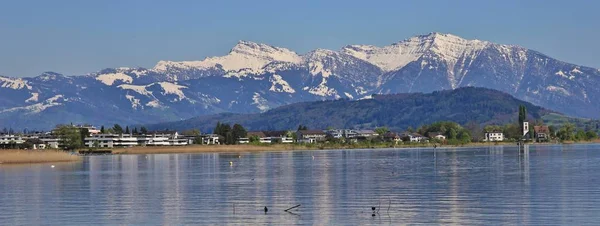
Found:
[1,32,599,129]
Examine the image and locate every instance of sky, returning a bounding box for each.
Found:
[0,0,598,77]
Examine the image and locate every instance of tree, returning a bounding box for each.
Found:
[132,127,138,135]
[297,125,308,131]
[55,125,83,150]
[231,124,247,144]
[448,128,458,140]
[182,129,201,136]
[215,122,223,135]
[465,121,482,142]
[79,128,90,145]
[557,123,575,141]
[375,127,389,136]
[140,126,148,134]
[586,131,598,141]
[113,124,123,134]
[457,130,471,143]
[125,126,130,134]
[249,135,260,143]
[100,126,105,134]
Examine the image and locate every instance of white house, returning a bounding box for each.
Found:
[85,134,138,148]
[296,130,327,143]
[202,134,220,145]
[401,133,427,142]
[483,132,504,142]
[0,134,25,145]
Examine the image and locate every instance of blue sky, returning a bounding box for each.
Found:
[1,0,598,77]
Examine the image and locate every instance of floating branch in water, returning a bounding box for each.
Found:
[284,204,301,212]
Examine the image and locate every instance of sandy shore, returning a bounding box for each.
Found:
[0,150,81,164]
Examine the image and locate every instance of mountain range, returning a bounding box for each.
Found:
[1,32,599,129]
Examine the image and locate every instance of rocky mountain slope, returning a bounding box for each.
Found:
[1,32,598,129]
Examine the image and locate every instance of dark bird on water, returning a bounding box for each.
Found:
[372,207,376,211]
[264,206,268,213]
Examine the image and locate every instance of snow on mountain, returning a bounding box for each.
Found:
[96,72,133,85]
[25,93,39,103]
[342,32,489,74]
[157,82,187,101]
[0,95,64,114]
[153,40,302,74]
[252,92,269,111]
[269,74,295,93]
[118,84,153,96]
[0,76,31,90]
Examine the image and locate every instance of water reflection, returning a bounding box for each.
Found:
[2,145,600,225]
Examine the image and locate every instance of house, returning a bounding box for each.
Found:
[202,134,221,145]
[263,131,294,143]
[533,126,550,142]
[85,134,138,148]
[296,130,327,143]
[39,135,60,149]
[429,132,446,140]
[326,130,344,139]
[383,132,401,143]
[241,131,272,144]
[354,130,378,138]
[400,132,427,142]
[483,132,504,142]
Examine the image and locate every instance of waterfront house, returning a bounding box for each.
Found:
[400,132,427,142]
[383,132,401,143]
[429,132,447,140]
[263,131,294,143]
[85,134,138,148]
[483,131,504,142]
[243,131,272,144]
[202,134,221,145]
[533,126,550,142]
[296,130,327,143]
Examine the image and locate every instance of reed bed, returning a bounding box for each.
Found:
[0,150,80,164]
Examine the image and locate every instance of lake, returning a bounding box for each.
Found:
[2,144,600,225]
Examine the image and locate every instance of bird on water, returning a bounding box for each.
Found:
[264,206,268,213]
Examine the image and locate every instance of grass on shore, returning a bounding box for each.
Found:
[0,150,80,164]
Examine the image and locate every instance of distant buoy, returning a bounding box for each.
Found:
[229,161,233,166]
[51,165,55,168]
[238,155,241,158]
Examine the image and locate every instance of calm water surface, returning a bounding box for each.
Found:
[2,144,600,225]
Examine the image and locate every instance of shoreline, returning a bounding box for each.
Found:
[111,141,600,155]
[0,150,81,165]
[2,141,598,164]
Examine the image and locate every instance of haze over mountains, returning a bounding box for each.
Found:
[1,32,598,129]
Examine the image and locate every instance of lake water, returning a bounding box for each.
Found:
[2,144,600,225]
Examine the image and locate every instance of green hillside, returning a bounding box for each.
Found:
[147,87,563,132]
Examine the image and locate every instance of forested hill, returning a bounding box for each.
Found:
[147,87,553,132]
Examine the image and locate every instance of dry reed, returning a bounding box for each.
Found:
[0,150,80,164]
